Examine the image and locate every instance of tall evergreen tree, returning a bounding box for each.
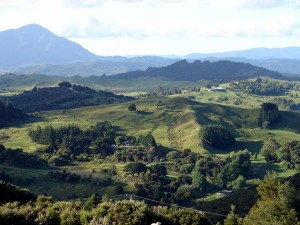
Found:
[243,172,299,225]
[192,160,208,192]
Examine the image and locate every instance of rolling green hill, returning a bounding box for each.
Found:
[2,96,299,154]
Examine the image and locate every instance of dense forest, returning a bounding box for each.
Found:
[199,125,236,149]
[3,82,134,112]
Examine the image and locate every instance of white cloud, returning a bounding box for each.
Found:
[0,0,300,55]
[60,0,300,9]
[58,12,299,39]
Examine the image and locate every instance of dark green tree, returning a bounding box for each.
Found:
[192,160,208,192]
[128,103,136,112]
[150,164,167,176]
[243,172,299,225]
[199,124,235,149]
[85,193,100,210]
[0,144,5,152]
[261,102,280,126]
[224,205,242,225]
[156,100,163,108]
[124,162,147,175]
[58,81,72,89]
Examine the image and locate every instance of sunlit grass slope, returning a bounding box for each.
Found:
[2,96,300,155]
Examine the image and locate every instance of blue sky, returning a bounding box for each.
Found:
[1,0,300,56]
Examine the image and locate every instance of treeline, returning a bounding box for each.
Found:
[48,170,112,186]
[6,82,134,113]
[1,172,299,225]
[0,145,46,168]
[229,78,294,96]
[0,100,27,125]
[0,196,211,225]
[199,124,235,149]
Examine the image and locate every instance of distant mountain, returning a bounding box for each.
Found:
[8,56,178,76]
[111,60,285,82]
[186,47,300,60]
[187,57,300,76]
[0,24,98,68]
[246,58,300,76]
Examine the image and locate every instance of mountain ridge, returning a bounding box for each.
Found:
[110,59,285,82]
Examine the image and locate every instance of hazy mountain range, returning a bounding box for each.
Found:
[8,56,178,76]
[1,24,300,76]
[186,47,300,60]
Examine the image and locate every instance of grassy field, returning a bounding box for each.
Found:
[177,86,300,110]
[1,96,300,153]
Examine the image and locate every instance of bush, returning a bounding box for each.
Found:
[179,164,194,174]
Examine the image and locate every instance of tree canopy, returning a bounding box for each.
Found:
[243,172,299,225]
[0,100,27,125]
[128,103,137,112]
[199,124,235,149]
[261,102,280,126]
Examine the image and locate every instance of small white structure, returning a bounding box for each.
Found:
[151,223,162,225]
[210,86,225,92]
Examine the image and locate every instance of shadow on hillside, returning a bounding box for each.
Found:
[193,107,213,125]
[233,140,263,154]
[158,145,178,155]
[273,111,300,133]
[0,114,46,129]
[136,111,154,116]
[252,162,284,179]
[200,140,263,155]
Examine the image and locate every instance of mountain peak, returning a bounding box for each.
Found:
[0,24,98,68]
[17,23,50,32]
